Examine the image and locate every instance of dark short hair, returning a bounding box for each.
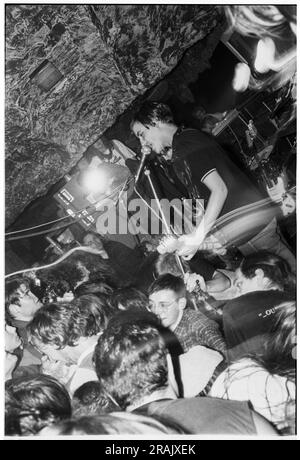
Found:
[27,302,86,349]
[72,294,112,336]
[5,374,72,435]
[240,251,295,292]
[131,101,174,128]
[110,287,149,311]
[74,281,114,298]
[38,262,84,303]
[72,381,119,416]
[93,321,168,409]
[43,412,185,435]
[148,273,186,298]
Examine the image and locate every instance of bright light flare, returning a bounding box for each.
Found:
[254,37,276,73]
[232,62,251,92]
[81,167,110,195]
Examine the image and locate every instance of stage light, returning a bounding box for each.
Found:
[232,62,251,92]
[81,167,110,195]
[254,37,275,73]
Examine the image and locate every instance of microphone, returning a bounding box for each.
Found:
[135,145,151,183]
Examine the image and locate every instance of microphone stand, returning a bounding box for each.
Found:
[135,165,198,310]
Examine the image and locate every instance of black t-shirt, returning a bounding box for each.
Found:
[171,128,264,217]
[223,290,293,361]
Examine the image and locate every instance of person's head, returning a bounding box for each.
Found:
[93,321,168,409]
[72,254,118,288]
[39,412,185,436]
[72,381,119,416]
[27,302,93,364]
[155,253,189,278]
[148,274,187,329]
[82,233,109,259]
[72,294,112,337]
[38,262,85,303]
[235,251,295,296]
[5,375,72,436]
[267,301,296,371]
[110,287,149,311]
[5,277,42,322]
[74,281,114,298]
[131,102,177,155]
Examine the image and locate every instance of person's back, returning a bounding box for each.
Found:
[223,290,293,361]
[137,396,277,435]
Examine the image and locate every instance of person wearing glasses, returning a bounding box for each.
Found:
[148,274,226,357]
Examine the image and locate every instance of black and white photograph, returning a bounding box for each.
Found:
[3,2,297,440]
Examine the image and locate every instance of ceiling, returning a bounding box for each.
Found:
[5,4,225,227]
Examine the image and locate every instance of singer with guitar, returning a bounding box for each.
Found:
[131,102,295,272]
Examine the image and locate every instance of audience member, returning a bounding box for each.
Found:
[93,320,277,435]
[38,262,85,303]
[72,381,119,416]
[5,277,43,369]
[74,281,114,298]
[5,324,22,381]
[27,302,100,394]
[222,252,295,360]
[148,274,226,356]
[210,301,296,434]
[109,287,149,311]
[39,412,186,436]
[72,294,114,336]
[5,375,72,436]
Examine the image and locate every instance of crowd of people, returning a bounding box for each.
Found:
[5,230,296,436]
[5,5,296,437]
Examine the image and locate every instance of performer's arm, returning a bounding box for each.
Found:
[195,170,227,239]
[177,170,227,258]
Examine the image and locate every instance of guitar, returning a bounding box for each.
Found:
[157,183,296,257]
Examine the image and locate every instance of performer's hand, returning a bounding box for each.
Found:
[184,272,206,293]
[177,232,203,260]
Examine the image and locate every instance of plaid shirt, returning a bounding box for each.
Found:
[174,309,226,356]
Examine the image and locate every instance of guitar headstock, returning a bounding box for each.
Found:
[157,234,180,254]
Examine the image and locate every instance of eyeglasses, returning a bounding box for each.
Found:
[148,297,180,313]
